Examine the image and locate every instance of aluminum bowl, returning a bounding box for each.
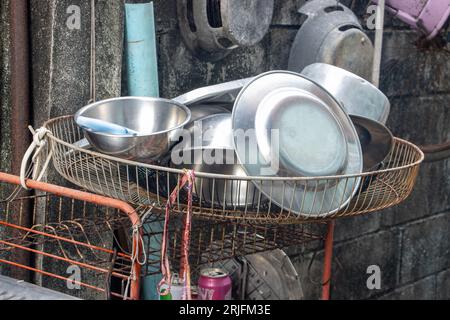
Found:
[301,63,391,124]
[74,97,191,162]
[170,113,259,208]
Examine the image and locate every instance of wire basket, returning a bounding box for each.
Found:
[0,180,137,300]
[139,209,325,277]
[44,116,424,224]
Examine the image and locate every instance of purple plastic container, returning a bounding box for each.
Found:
[198,268,232,300]
[372,0,450,39]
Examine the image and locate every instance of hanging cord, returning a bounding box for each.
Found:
[88,0,96,104]
[19,126,53,190]
[123,227,146,300]
[158,170,195,300]
[123,211,148,300]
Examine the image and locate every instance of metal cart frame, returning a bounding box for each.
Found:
[0,172,142,300]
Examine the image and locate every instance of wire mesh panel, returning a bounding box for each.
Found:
[138,208,325,278]
[45,116,424,224]
[0,187,135,300]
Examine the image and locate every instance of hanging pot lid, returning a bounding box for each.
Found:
[231,71,363,217]
[177,0,274,61]
[288,0,374,80]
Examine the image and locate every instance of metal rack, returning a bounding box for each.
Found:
[0,172,142,300]
[44,116,424,224]
[30,115,425,300]
[141,211,325,277]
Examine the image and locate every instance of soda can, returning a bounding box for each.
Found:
[198,268,232,300]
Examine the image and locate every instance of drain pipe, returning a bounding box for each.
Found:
[125,2,161,300]
[9,0,31,281]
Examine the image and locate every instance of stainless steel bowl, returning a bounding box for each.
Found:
[301,63,391,123]
[74,97,191,162]
[170,113,258,208]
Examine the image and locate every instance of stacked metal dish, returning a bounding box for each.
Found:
[231,71,363,217]
[73,67,393,217]
[74,96,191,163]
[171,113,259,208]
[300,63,394,172]
[301,63,391,124]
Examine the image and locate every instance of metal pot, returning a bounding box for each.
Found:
[170,113,258,208]
[74,97,191,163]
[177,0,274,61]
[288,0,374,80]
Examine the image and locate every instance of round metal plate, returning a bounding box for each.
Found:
[231,71,363,217]
[208,249,304,300]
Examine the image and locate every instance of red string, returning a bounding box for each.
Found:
[159,170,195,300]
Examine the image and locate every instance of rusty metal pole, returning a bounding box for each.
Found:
[9,0,31,281]
[321,220,335,300]
[10,0,31,176]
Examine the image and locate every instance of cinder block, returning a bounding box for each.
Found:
[289,250,322,299]
[400,213,450,284]
[378,275,436,300]
[436,269,450,299]
[381,32,450,97]
[290,229,401,299]
[387,95,450,145]
[382,160,450,227]
[158,27,270,98]
[334,214,381,242]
